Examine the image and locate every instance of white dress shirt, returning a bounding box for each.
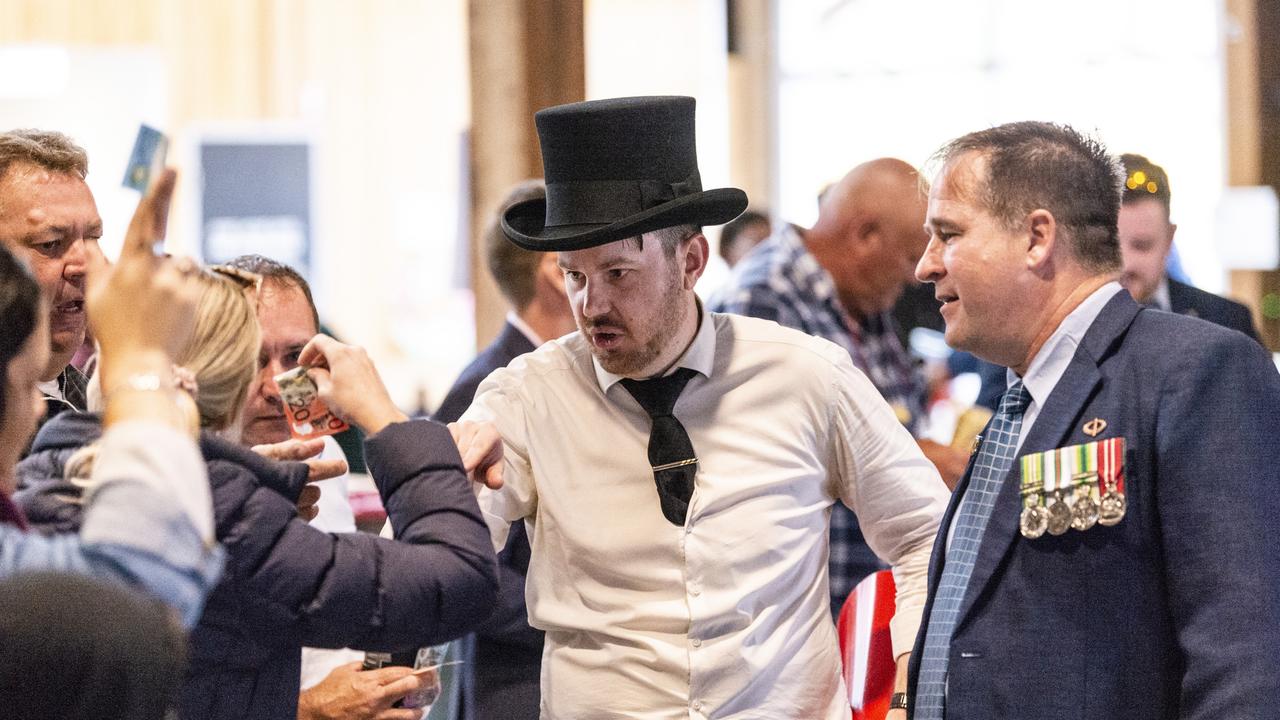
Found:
[463,308,947,719]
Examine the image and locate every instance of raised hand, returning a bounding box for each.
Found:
[85,169,204,431]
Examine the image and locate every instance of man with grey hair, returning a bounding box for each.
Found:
[909,121,1280,719]
[0,129,99,419]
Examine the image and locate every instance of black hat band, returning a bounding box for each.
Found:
[545,171,703,227]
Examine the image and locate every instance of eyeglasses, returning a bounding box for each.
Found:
[208,264,264,295]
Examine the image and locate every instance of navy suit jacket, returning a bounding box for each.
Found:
[1167,278,1259,341]
[435,321,538,426]
[908,292,1280,720]
[434,320,543,720]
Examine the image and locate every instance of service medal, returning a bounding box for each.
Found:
[1046,492,1072,535]
[1070,493,1099,531]
[1019,453,1050,540]
[1020,504,1049,539]
[1099,491,1127,526]
[1096,437,1127,526]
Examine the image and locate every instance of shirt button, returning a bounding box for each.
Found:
[689,583,701,596]
[692,700,703,711]
[691,637,702,648]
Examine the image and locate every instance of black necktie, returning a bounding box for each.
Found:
[621,367,699,526]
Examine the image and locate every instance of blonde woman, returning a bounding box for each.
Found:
[18,259,499,720]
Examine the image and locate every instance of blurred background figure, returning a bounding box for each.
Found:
[0,572,188,720]
[434,179,574,720]
[717,208,772,268]
[1118,153,1259,340]
[435,180,574,421]
[710,157,967,616]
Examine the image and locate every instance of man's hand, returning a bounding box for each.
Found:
[447,420,504,489]
[917,439,969,491]
[297,662,426,720]
[251,437,348,521]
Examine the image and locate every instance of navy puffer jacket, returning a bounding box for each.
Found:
[17,411,499,720]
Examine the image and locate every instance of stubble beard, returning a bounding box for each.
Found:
[588,273,686,377]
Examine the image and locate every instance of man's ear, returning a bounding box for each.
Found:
[1025,209,1057,270]
[536,253,563,292]
[681,232,709,290]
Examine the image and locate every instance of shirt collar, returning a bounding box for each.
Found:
[593,298,716,394]
[505,311,545,347]
[1009,281,1124,406]
[1150,276,1172,312]
[37,377,63,401]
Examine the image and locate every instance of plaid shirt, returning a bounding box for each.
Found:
[708,224,927,615]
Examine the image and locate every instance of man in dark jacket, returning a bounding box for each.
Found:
[1117,153,1260,340]
[17,334,500,720]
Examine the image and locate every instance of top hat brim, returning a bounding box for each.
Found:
[502,188,748,252]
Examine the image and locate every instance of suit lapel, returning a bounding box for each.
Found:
[1167,279,1192,316]
[952,293,1142,630]
[496,320,538,359]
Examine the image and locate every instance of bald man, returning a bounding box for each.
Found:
[711,158,962,615]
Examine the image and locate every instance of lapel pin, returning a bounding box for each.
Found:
[1083,418,1107,437]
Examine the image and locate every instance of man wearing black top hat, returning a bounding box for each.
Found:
[451,96,947,719]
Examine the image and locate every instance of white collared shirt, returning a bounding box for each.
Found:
[1012,281,1124,450]
[464,308,947,719]
[1149,276,1172,312]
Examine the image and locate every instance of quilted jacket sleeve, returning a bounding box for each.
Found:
[212,419,499,653]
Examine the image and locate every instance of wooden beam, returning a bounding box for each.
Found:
[468,0,584,351]
[1224,0,1280,349]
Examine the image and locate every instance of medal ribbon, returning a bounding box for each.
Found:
[1096,436,1126,495]
[1020,452,1044,507]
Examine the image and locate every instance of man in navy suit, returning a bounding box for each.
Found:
[908,122,1280,719]
[434,179,575,720]
[1117,153,1259,340]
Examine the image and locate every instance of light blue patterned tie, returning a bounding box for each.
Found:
[914,381,1031,719]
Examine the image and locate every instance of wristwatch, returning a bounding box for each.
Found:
[889,692,909,711]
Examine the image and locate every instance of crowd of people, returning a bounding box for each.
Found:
[0,93,1277,720]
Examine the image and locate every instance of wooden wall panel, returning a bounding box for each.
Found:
[468,0,583,350]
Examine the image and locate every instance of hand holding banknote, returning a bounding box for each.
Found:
[295,335,407,437]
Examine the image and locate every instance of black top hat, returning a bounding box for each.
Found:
[502,96,748,251]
